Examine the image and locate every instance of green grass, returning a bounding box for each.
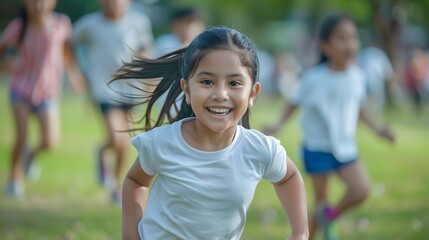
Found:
[1,82,429,240]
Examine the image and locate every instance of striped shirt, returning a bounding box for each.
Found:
[1,13,71,104]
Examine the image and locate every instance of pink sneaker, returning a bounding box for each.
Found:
[317,204,339,240]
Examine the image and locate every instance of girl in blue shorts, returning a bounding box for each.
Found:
[264,14,395,240]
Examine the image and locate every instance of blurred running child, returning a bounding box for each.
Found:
[153,7,205,57]
[0,0,84,198]
[70,0,154,203]
[115,26,309,240]
[404,47,429,116]
[264,14,395,240]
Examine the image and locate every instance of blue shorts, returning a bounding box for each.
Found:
[99,103,132,115]
[10,91,56,113]
[302,147,357,175]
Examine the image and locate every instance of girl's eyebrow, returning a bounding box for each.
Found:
[197,71,245,78]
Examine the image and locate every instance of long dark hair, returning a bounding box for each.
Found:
[318,14,353,64]
[17,6,28,48]
[113,26,259,131]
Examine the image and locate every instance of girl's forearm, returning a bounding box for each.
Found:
[274,160,309,239]
[64,42,86,92]
[122,177,150,240]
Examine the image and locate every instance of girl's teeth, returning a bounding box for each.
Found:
[208,108,230,114]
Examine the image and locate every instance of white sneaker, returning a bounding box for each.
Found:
[23,146,41,182]
[5,181,24,198]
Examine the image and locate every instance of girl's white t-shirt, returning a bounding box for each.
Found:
[290,63,366,162]
[131,118,287,239]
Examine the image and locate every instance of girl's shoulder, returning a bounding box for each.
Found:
[348,63,365,74]
[1,18,23,44]
[3,17,23,32]
[241,127,286,163]
[52,12,71,23]
[241,127,282,149]
[300,64,329,81]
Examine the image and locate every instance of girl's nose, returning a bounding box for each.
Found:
[212,87,229,101]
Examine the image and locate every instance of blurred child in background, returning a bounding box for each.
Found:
[0,0,84,198]
[264,14,395,240]
[404,47,429,116]
[70,0,153,204]
[153,7,205,57]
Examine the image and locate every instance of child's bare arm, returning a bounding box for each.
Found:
[273,157,309,240]
[263,103,298,136]
[122,158,155,240]
[64,42,86,93]
[359,108,395,143]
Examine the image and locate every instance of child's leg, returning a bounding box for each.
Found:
[309,174,329,240]
[31,104,60,159]
[10,104,31,182]
[334,161,370,216]
[101,108,129,197]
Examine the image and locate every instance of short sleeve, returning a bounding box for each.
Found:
[0,18,22,47]
[263,137,287,183]
[131,133,157,176]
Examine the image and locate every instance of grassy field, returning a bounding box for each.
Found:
[0,81,428,240]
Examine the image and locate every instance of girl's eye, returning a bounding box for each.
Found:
[201,79,213,85]
[229,81,242,87]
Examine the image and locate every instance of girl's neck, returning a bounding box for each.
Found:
[103,10,126,21]
[28,12,52,27]
[328,61,349,71]
[181,119,237,152]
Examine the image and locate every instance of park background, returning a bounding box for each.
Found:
[1,0,429,239]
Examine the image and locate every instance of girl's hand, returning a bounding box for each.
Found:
[376,125,395,143]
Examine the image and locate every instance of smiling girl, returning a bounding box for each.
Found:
[113,26,308,240]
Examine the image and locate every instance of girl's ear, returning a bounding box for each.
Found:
[180,79,191,105]
[248,82,261,108]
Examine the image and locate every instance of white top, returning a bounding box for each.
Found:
[357,46,393,97]
[290,63,366,162]
[70,10,153,104]
[131,118,287,239]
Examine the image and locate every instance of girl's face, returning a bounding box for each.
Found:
[181,50,260,134]
[24,0,56,19]
[100,0,130,20]
[322,20,360,68]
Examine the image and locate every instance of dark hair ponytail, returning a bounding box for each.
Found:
[17,6,28,48]
[318,13,352,64]
[113,26,259,132]
[113,48,193,131]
